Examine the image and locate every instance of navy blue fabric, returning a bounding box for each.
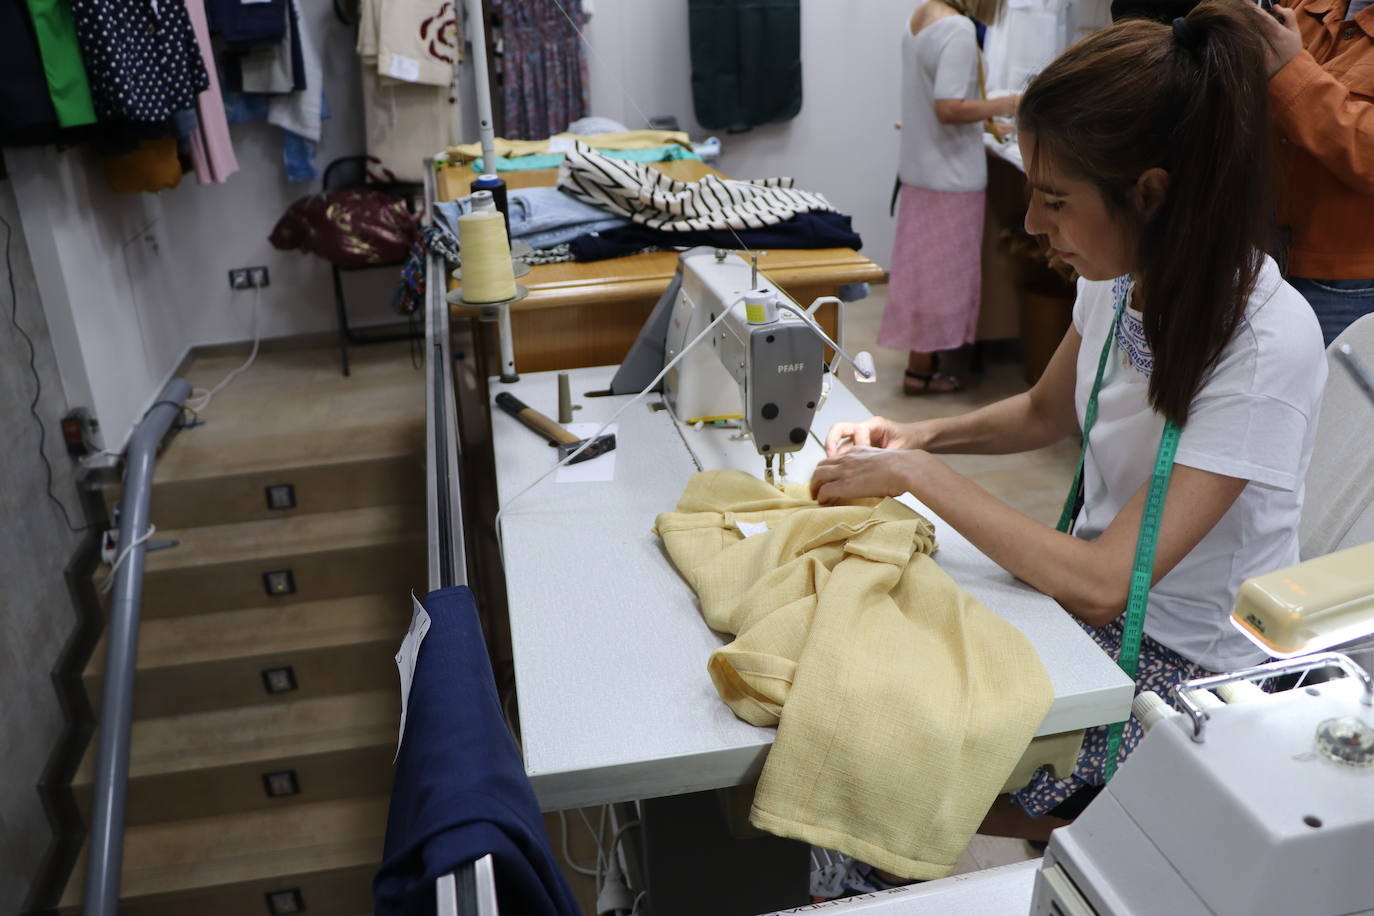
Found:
[206,0,286,46]
[374,586,578,916]
[568,210,863,262]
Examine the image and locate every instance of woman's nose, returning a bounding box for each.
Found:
[1023,203,1045,236]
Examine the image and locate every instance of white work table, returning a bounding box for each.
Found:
[491,366,1133,812]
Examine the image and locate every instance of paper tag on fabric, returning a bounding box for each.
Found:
[737,520,770,538]
[385,53,422,83]
[394,593,431,760]
[547,136,576,154]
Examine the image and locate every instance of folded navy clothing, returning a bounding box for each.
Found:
[207,0,287,45]
[375,586,578,916]
[568,210,864,261]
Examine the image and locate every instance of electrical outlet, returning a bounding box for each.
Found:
[228,266,271,289]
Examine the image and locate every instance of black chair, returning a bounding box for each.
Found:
[321,155,424,376]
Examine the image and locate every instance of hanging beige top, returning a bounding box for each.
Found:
[653,470,1058,879]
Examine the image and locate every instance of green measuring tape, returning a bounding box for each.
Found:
[1057,277,1181,782]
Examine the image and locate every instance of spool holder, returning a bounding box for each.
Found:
[449,239,534,383]
[446,284,527,383]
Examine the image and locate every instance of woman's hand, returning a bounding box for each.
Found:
[1256,5,1303,77]
[810,446,926,504]
[996,94,1021,119]
[824,416,925,457]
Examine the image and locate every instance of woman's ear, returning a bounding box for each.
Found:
[1133,168,1170,220]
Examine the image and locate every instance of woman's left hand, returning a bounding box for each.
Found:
[810,446,925,504]
[1256,5,1303,77]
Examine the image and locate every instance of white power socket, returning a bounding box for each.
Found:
[227,266,271,289]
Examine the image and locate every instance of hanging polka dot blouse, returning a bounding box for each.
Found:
[68,0,210,123]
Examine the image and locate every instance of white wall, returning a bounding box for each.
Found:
[582,0,1112,274]
[8,1,484,450]
[584,0,918,273]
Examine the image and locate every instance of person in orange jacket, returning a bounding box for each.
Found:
[1258,0,1374,346]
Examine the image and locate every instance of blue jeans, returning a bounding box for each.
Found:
[433,187,630,250]
[1288,276,1374,348]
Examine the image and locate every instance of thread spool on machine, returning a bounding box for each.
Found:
[449,189,529,382]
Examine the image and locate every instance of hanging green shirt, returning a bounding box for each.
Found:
[24,0,96,128]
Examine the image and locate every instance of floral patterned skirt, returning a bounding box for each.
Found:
[1012,617,1215,817]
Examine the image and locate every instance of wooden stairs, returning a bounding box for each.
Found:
[53,342,425,915]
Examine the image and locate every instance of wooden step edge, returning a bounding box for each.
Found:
[59,796,390,907]
[147,440,423,487]
[140,506,426,575]
[73,689,399,785]
[84,593,408,677]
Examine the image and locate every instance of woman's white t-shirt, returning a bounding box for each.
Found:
[1071,256,1327,672]
[899,15,986,193]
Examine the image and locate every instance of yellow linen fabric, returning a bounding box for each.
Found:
[446,130,691,163]
[653,470,1056,879]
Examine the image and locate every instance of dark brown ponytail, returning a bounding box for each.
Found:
[1017,0,1273,426]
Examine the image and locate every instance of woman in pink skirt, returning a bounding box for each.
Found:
[883,0,1016,393]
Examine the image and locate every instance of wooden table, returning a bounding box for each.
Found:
[437,159,887,373]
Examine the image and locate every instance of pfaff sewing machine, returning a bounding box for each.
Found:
[662,247,873,485]
[755,542,1374,916]
[1031,651,1374,916]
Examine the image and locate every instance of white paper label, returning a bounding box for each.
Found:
[547,135,576,154]
[736,520,770,538]
[385,53,422,83]
[394,593,432,759]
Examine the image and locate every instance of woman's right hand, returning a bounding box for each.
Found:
[824,416,926,456]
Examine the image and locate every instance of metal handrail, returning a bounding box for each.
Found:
[423,160,467,594]
[83,379,190,915]
[422,158,491,914]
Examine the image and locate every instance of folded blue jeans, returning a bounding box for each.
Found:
[1288,276,1374,348]
[434,186,629,250]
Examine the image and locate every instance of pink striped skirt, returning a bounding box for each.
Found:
[879,183,986,354]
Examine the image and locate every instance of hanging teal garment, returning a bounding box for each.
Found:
[688,0,802,132]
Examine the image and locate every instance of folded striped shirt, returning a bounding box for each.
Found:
[556,141,835,232]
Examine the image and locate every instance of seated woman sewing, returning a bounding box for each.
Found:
[812,0,1326,842]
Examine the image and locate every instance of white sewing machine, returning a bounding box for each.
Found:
[758,541,1374,916]
[661,247,873,484]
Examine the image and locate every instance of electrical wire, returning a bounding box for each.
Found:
[2,212,101,532]
[99,524,156,595]
[493,292,733,555]
[188,287,261,412]
[557,811,601,877]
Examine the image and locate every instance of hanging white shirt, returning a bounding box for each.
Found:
[1071,256,1327,672]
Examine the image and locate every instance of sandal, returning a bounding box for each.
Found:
[903,368,962,395]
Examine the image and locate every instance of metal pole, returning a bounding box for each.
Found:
[83,379,190,915]
[464,0,499,175]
